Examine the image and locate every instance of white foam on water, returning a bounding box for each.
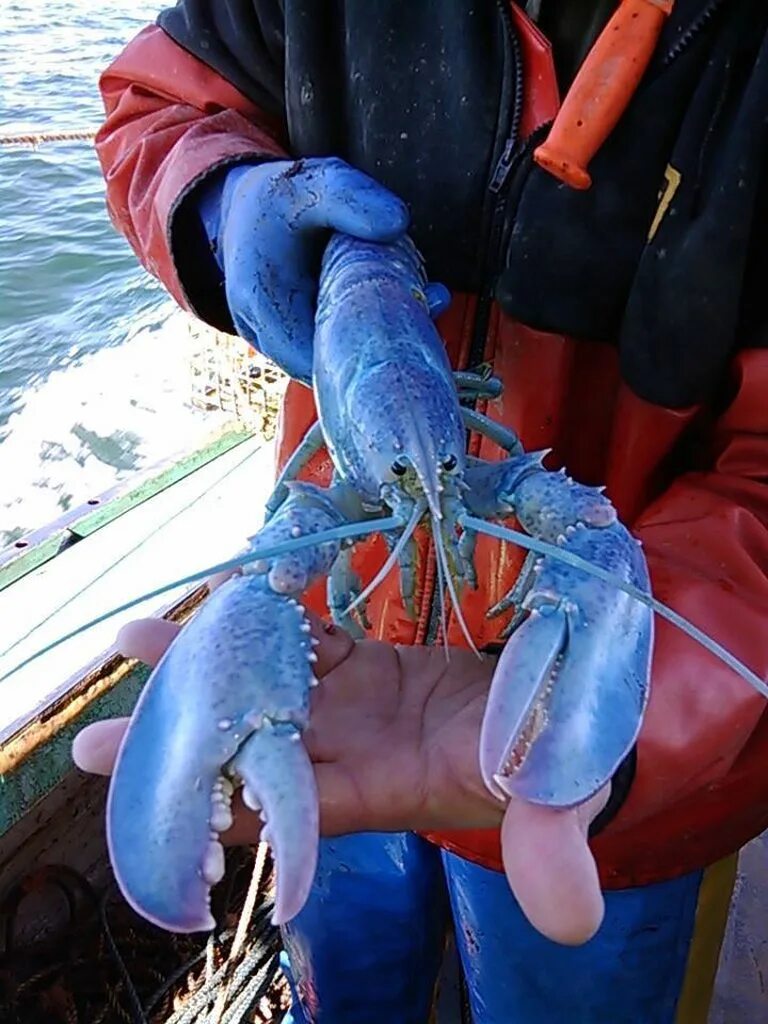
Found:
[0,306,235,546]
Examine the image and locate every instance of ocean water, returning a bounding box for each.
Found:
[0,1,231,545]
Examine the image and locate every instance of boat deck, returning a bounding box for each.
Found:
[0,432,272,744]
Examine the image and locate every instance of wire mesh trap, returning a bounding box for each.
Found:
[186,323,287,440]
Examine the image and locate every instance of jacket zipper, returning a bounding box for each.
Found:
[421,0,725,648]
[467,0,525,373]
[661,0,730,66]
[423,0,524,648]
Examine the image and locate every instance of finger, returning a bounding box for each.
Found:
[425,282,451,319]
[309,159,410,240]
[72,717,129,775]
[116,618,181,666]
[302,611,355,678]
[500,798,605,946]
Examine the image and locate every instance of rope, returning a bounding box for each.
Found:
[0,853,287,1023]
[211,843,269,1024]
[0,130,96,147]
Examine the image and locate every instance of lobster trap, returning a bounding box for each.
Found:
[186,323,287,440]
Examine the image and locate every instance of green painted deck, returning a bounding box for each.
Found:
[0,430,274,834]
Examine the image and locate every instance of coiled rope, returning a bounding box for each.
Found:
[0,129,96,147]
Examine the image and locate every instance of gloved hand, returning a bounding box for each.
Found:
[196,156,450,384]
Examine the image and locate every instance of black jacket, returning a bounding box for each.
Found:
[158,0,768,407]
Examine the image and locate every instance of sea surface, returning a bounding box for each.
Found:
[0,1,230,545]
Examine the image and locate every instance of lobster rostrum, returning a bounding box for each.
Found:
[8,235,765,935]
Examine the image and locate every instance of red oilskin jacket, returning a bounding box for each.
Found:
[95,10,768,890]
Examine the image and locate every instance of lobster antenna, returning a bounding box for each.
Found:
[433,515,480,658]
[344,500,426,616]
[0,514,405,683]
[432,518,450,660]
[461,514,768,698]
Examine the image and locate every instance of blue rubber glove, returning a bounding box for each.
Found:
[197,157,450,384]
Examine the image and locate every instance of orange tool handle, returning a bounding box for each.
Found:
[534,0,675,190]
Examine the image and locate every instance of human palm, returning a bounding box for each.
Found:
[300,630,501,837]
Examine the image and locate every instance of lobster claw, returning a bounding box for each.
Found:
[480,525,653,808]
[230,721,318,925]
[106,575,318,932]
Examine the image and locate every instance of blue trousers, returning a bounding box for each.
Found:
[279,833,733,1023]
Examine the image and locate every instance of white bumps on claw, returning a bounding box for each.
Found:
[243,785,262,813]
[210,803,234,833]
[210,776,235,834]
[202,840,226,885]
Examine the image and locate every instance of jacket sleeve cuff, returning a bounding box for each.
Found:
[95,24,289,328]
[152,125,287,330]
[167,152,284,333]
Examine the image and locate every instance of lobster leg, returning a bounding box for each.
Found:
[487,550,539,638]
[453,368,504,401]
[265,421,324,519]
[461,407,524,456]
[328,546,369,637]
[395,529,419,619]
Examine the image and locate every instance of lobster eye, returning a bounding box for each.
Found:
[442,455,457,472]
[391,461,408,477]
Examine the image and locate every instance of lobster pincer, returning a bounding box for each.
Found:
[106,481,368,933]
[472,465,653,808]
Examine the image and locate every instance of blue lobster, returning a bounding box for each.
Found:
[11,234,764,935]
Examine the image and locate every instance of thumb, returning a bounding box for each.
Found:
[500,787,609,946]
[71,617,181,776]
[425,282,451,319]
[310,160,410,241]
[72,717,130,775]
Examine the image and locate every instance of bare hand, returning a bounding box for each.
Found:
[74,608,609,945]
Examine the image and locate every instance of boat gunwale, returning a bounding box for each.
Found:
[0,585,207,838]
[0,425,265,839]
[0,425,254,591]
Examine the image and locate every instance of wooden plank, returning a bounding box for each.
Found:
[0,583,209,842]
[711,833,768,1022]
[70,425,254,539]
[0,662,148,837]
[0,770,114,946]
[0,425,254,591]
